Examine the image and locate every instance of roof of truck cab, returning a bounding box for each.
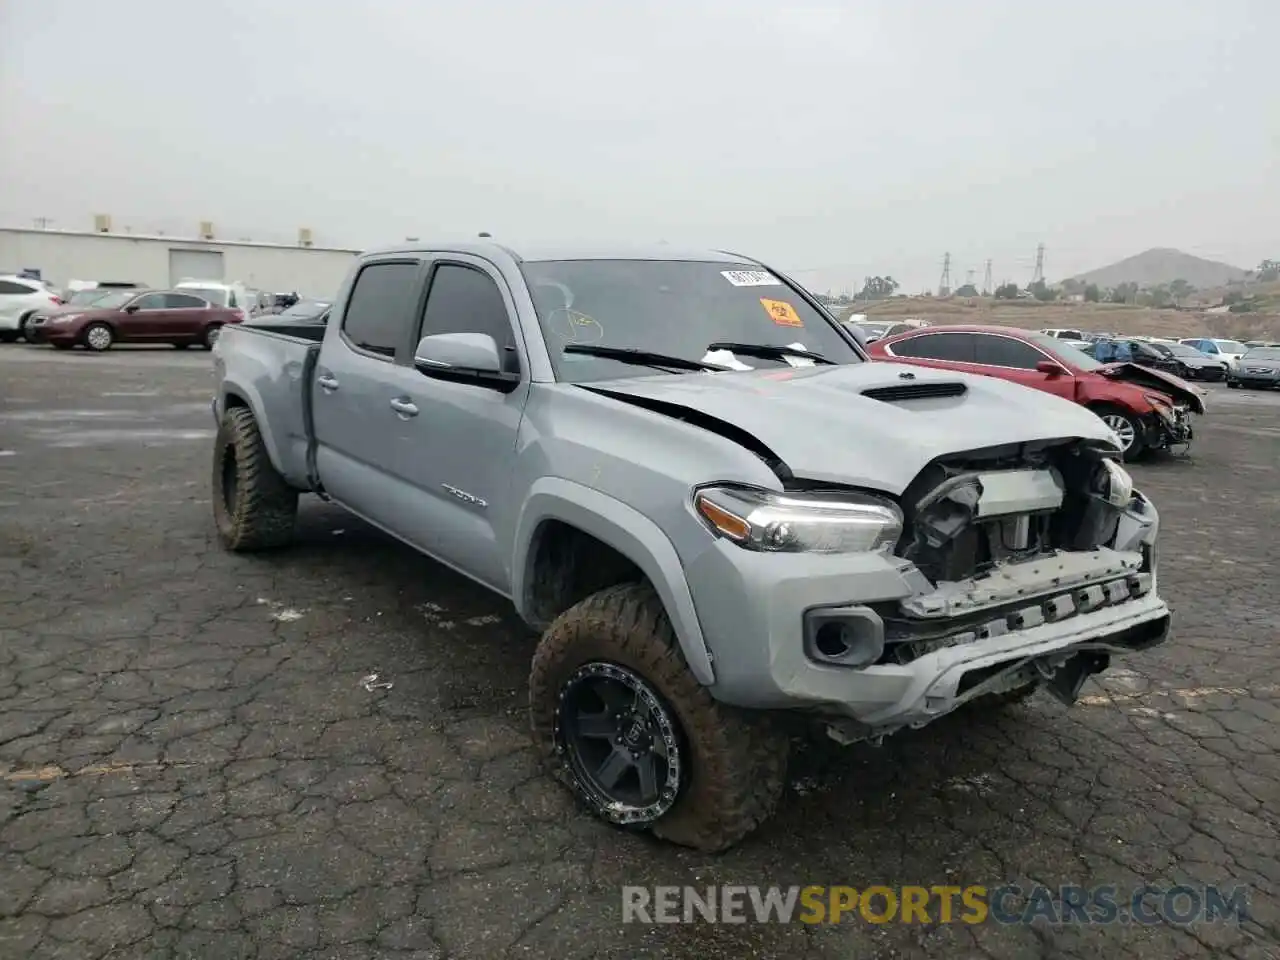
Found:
[363,239,761,265]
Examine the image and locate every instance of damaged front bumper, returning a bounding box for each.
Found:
[686,470,1170,740]
[1146,403,1194,449]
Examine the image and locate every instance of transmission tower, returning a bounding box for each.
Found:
[1031,244,1045,285]
[938,252,952,297]
[982,259,993,296]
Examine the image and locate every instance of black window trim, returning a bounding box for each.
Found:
[968,331,1057,371]
[409,256,526,379]
[338,257,426,364]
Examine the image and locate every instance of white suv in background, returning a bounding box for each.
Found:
[1178,337,1248,371]
[0,275,62,342]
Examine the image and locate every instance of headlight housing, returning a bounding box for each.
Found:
[693,485,903,554]
[50,314,80,324]
[1093,458,1134,507]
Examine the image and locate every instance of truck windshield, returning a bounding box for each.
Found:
[519,259,863,383]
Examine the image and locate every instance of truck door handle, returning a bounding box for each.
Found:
[389,397,419,417]
[317,375,339,392]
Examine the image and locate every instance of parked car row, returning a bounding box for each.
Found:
[864,325,1203,461]
[0,273,337,350]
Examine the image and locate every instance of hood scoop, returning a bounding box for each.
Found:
[861,381,967,403]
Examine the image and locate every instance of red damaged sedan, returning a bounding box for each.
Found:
[867,325,1205,460]
[27,289,243,352]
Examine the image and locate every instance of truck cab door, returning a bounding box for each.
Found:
[374,257,530,594]
[310,259,428,536]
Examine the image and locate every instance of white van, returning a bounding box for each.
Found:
[174,279,253,323]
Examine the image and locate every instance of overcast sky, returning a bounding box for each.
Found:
[1,0,1276,292]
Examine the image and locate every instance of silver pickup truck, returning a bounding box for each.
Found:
[211,240,1172,852]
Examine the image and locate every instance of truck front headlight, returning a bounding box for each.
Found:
[1094,459,1134,507]
[694,485,903,554]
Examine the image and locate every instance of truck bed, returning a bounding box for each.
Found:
[214,324,322,490]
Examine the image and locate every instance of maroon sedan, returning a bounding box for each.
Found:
[28,289,243,351]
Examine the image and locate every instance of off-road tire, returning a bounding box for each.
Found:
[530,583,789,853]
[202,324,222,350]
[212,406,298,551]
[1091,403,1146,462]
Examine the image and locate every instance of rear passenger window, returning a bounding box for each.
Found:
[341,262,420,359]
[166,294,208,308]
[973,335,1046,369]
[418,264,519,372]
[0,280,34,295]
[889,332,975,362]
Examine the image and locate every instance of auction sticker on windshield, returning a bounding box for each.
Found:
[760,298,804,328]
[722,270,782,287]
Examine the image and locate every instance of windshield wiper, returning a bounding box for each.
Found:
[706,342,835,365]
[563,344,730,372]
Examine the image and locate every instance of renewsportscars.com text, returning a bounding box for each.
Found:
[621,884,1250,926]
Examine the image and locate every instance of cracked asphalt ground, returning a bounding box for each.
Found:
[1,345,1277,960]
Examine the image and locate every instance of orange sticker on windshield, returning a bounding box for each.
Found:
[760,298,804,328]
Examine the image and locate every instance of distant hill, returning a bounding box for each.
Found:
[1068,248,1246,290]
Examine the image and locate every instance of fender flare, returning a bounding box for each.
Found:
[218,378,289,480]
[511,477,716,685]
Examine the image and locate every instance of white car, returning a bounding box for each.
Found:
[855,318,931,342]
[1178,337,1248,370]
[0,275,63,342]
[1039,328,1093,352]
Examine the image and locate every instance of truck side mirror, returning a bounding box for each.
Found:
[414,332,515,385]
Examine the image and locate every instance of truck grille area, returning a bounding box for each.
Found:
[895,440,1127,585]
[877,570,1156,666]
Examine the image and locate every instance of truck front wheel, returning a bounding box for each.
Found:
[212,407,298,551]
[529,583,789,853]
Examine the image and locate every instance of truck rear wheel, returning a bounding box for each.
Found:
[529,583,789,853]
[212,407,298,551]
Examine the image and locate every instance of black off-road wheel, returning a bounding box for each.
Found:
[530,583,789,853]
[212,407,298,551]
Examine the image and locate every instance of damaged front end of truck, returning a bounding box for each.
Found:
[816,438,1170,743]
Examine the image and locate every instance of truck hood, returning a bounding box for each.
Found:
[1097,363,1206,413]
[582,362,1121,494]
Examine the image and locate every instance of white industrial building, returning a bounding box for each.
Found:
[0,225,361,296]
